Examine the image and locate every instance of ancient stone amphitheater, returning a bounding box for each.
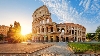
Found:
[32,5,86,42]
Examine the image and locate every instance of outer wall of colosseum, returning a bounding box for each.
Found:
[32,5,86,42]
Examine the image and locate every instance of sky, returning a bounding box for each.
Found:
[0,0,100,34]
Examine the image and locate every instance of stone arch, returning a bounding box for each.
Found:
[50,36,53,42]
[75,37,77,41]
[61,36,65,42]
[57,28,60,32]
[61,28,65,32]
[41,27,44,32]
[46,27,48,32]
[66,37,69,42]
[36,27,40,33]
[45,35,48,42]
[56,36,59,42]
[34,28,37,33]
[51,27,53,32]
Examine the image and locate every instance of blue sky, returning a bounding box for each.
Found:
[0,0,100,34]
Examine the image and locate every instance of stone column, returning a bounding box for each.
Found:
[53,35,56,42]
[49,18,52,23]
[48,35,51,42]
[48,27,51,32]
[71,26,72,41]
[44,18,46,24]
[76,27,78,42]
[81,30,82,42]
[65,26,67,33]
[53,25,56,32]
[44,26,46,33]
[59,35,62,42]
[40,26,42,33]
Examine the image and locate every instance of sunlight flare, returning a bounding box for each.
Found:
[21,26,31,35]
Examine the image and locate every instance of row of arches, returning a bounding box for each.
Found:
[32,36,69,42]
[33,26,54,34]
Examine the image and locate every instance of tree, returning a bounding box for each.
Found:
[95,25,100,41]
[0,34,4,41]
[96,25,100,33]
[86,33,95,40]
[7,21,22,43]
[86,33,91,39]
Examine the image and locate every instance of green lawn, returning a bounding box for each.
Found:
[68,42,100,54]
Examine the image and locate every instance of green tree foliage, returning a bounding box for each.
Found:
[96,26,100,33]
[86,33,91,39]
[0,34,4,41]
[95,25,100,41]
[86,33,95,40]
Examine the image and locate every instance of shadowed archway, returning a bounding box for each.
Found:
[56,36,59,42]
[66,37,69,42]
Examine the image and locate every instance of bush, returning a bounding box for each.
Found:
[68,42,100,53]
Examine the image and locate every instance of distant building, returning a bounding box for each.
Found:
[32,5,86,42]
[0,25,9,37]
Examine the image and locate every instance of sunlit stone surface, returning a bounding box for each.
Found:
[32,5,86,43]
[32,42,73,56]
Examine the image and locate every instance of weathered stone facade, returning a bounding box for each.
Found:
[0,25,9,37]
[32,5,86,42]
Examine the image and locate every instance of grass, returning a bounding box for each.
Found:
[68,42,100,54]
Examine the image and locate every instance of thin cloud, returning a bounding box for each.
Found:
[40,0,100,33]
[79,0,91,11]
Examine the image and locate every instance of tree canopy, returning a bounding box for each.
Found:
[96,25,100,33]
[0,34,4,41]
[95,25,100,41]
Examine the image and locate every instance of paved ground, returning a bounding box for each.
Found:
[0,43,53,53]
[32,42,74,56]
[0,42,98,56]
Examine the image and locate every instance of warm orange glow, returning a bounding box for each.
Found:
[21,26,31,35]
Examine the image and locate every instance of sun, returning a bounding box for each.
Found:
[21,31,28,35]
[21,27,31,35]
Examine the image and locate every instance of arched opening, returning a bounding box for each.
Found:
[56,36,59,42]
[75,37,77,41]
[66,37,69,42]
[72,30,74,34]
[42,28,44,32]
[41,36,44,42]
[50,36,53,42]
[51,27,53,32]
[61,37,65,42]
[38,37,40,42]
[63,38,65,42]
[45,36,48,42]
[73,37,74,42]
[75,30,77,35]
[78,38,80,42]
[57,28,60,32]
[61,28,65,33]
[46,27,48,32]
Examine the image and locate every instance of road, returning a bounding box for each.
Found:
[32,42,74,56]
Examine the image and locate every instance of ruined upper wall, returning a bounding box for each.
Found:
[32,5,50,21]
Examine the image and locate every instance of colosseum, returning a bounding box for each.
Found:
[32,5,86,42]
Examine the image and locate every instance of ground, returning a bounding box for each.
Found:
[0,42,99,56]
[0,43,53,53]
